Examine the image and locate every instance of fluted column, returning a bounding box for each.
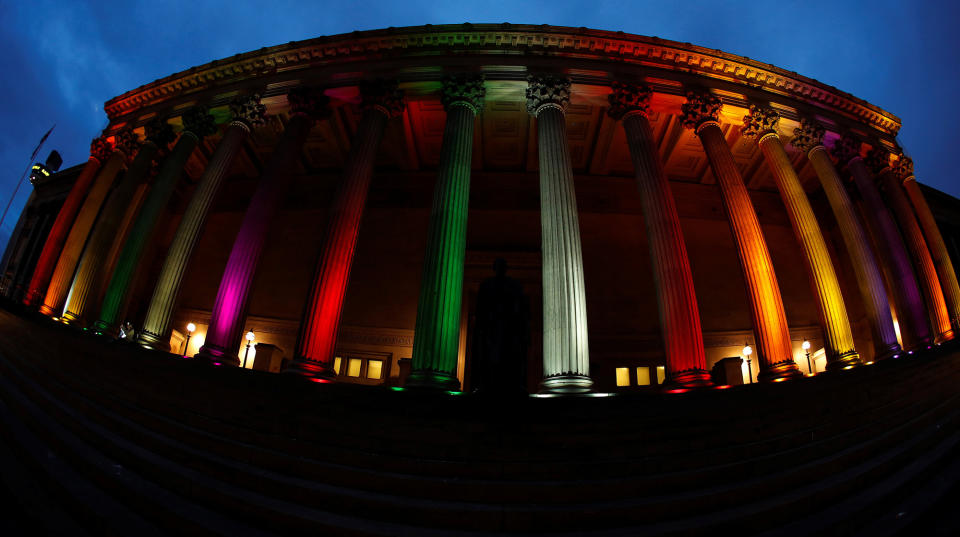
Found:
[837,134,931,348]
[608,83,711,387]
[681,92,799,381]
[23,136,112,307]
[38,142,129,316]
[197,88,330,365]
[285,81,404,378]
[527,75,592,393]
[92,107,216,336]
[791,120,900,359]
[897,155,960,333]
[868,148,952,342]
[61,130,157,324]
[139,95,267,350]
[741,106,860,370]
[404,77,484,390]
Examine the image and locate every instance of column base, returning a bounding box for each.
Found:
[404,369,461,391]
[539,374,593,394]
[194,344,240,367]
[91,319,119,339]
[934,329,955,345]
[667,369,713,389]
[757,360,803,383]
[38,303,57,317]
[282,357,337,382]
[22,291,41,309]
[59,310,81,325]
[137,329,171,352]
[874,342,903,361]
[825,349,862,371]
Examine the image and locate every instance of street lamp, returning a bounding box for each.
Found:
[743,343,753,384]
[802,339,813,375]
[183,323,196,356]
[243,330,255,368]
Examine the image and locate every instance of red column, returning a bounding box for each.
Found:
[609,83,710,387]
[23,136,111,307]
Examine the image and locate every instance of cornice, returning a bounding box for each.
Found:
[103,24,901,136]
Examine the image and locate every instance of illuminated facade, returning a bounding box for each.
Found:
[7,23,960,393]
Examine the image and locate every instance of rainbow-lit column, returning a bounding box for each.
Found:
[791,120,901,359]
[406,76,484,390]
[527,75,593,393]
[38,138,132,316]
[23,136,113,308]
[835,134,931,348]
[867,147,953,342]
[896,155,960,334]
[92,107,216,336]
[197,88,330,366]
[285,81,404,378]
[607,82,711,387]
[61,130,156,324]
[681,92,800,381]
[741,106,860,370]
[139,95,267,350]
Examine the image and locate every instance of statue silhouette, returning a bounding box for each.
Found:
[470,258,530,395]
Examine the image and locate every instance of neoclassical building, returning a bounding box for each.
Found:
[6,23,960,395]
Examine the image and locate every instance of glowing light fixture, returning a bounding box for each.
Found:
[743,343,754,384]
[242,330,255,368]
[802,339,814,375]
[183,322,196,356]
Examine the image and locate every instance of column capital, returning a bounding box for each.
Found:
[359,79,405,118]
[740,104,780,140]
[440,75,485,114]
[144,117,176,150]
[790,118,826,155]
[181,105,217,139]
[680,91,722,132]
[607,82,652,120]
[526,74,571,117]
[229,93,267,130]
[113,129,141,162]
[288,87,331,121]
[895,154,915,182]
[830,133,863,165]
[865,146,892,175]
[90,135,114,163]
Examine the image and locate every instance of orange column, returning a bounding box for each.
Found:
[609,83,710,387]
[741,106,860,370]
[681,92,799,381]
[867,148,953,342]
[897,155,960,333]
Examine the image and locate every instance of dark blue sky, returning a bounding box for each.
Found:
[1,1,957,244]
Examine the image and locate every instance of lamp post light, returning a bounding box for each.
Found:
[743,343,753,384]
[242,330,255,368]
[183,322,196,356]
[802,339,813,375]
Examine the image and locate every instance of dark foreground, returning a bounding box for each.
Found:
[1,305,959,536]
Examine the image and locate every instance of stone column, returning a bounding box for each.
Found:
[92,107,216,336]
[836,134,931,348]
[897,155,960,333]
[868,148,953,342]
[405,76,484,390]
[138,95,267,350]
[196,88,330,366]
[38,140,131,316]
[285,81,405,378]
[527,75,593,393]
[741,106,860,370]
[791,120,901,359]
[61,130,156,324]
[681,92,799,381]
[608,83,711,387]
[23,136,111,307]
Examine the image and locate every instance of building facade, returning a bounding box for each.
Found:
[8,24,960,394]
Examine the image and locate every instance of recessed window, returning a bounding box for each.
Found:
[367,359,383,379]
[636,367,651,386]
[333,356,342,375]
[346,358,362,377]
[656,366,666,385]
[615,367,630,386]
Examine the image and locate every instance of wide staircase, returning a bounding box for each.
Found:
[1,305,959,536]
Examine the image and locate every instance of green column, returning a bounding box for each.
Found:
[407,76,484,390]
[92,106,216,336]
